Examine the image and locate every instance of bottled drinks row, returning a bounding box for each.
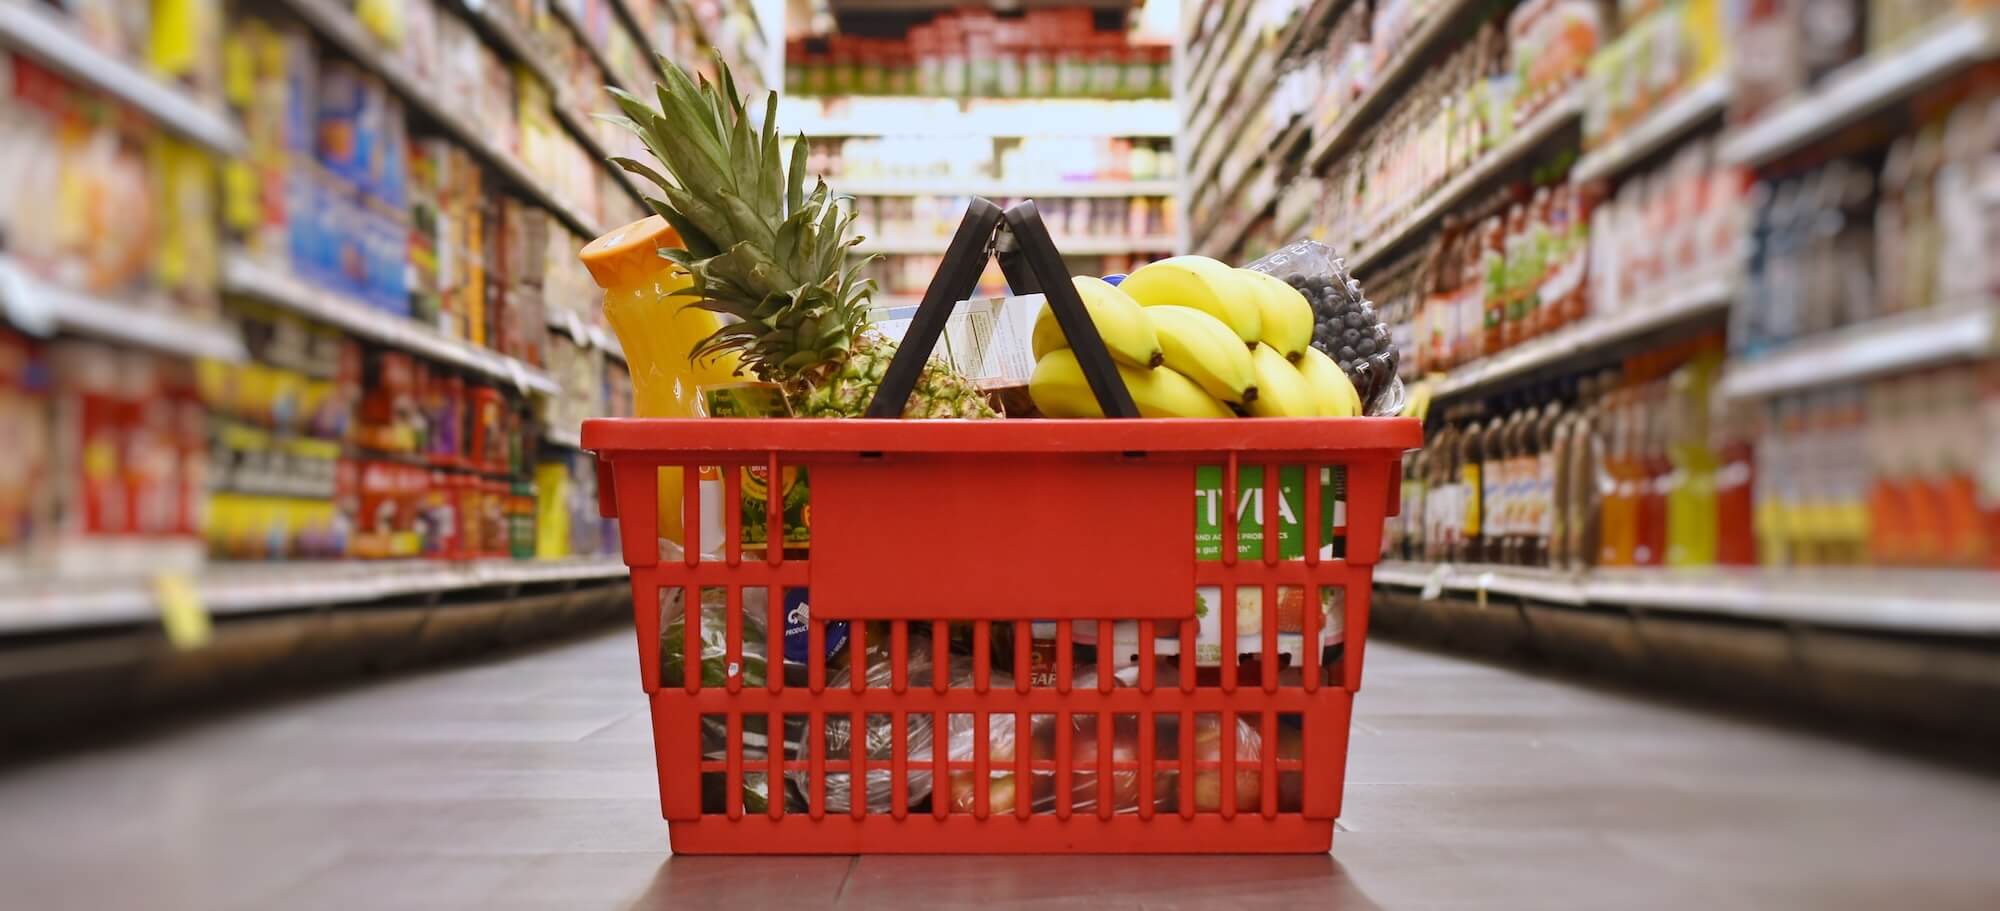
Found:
[1367,49,2000,386]
[1374,131,1745,380]
[1388,337,2000,572]
[1736,76,2000,357]
[1728,0,1972,127]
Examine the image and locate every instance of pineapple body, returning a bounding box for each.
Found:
[793,333,997,418]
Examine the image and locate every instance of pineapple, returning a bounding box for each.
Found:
[605,56,996,419]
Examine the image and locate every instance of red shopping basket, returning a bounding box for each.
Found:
[583,201,1420,853]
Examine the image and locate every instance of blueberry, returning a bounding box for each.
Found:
[1357,338,1376,355]
[1342,328,1361,344]
[1338,345,1357,361]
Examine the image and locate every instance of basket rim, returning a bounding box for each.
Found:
[581,417,1422,456]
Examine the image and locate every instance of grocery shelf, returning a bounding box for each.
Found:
[221,253,562,396]
[443,0,646,207]
[1185,51,1263,186]
[271,0,603,238]
[1200,198,1267,261]
[1347,90,1585,275]
[1571,75,1731,185]
[1719,14,2000,168]
[596,328,626,363]
[1181,0,1250,111]
[0,257,247,362]
[1374,560,2000,635]
[605,0,671,83]
[548,1,637,94]
[557,103,646,205]
[1585,567,2000,635]
[545,310,625,364]
[829,179,1179,198]
[0,557,628,635]
[1432,274,1736,400]
[1184,8,1265,173]
[1183,0,1338,210]
[544,425,585,449]
[0,3,246,157]
[1303,0,1485,171]
[779,97,1178,138]
[1374,561,1589,606]
[1717,304,1998,400]
[1195,0,1498,255]
[449,0,560,91]
[855,235,1175,256]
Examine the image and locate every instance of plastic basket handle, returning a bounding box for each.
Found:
[862,199,1138,418]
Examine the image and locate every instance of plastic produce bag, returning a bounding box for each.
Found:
[803,631,1022,815]
[661,587,779,812]
[660,586,770,689]
[1246,239,1406,416]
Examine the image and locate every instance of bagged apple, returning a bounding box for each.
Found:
[807,632,1023,816]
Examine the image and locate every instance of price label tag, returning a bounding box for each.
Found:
[0,259,56,337]
[565,310,589,347]
[1420,564,1449,602]
[154,573,212,651]
[1476,571,1495,609]
[505,357,529,394]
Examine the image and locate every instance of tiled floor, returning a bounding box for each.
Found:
[3,632,1997,909]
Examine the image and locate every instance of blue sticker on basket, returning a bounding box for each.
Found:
[783,588,848,665]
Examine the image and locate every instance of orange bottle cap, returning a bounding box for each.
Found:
[580,215,684,290]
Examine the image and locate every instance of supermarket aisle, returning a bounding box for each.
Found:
[4,634,1998,911]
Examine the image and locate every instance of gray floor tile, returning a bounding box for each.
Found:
[1,633,1995,910]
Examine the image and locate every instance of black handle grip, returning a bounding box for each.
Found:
[863,198,1138,418]
[999,201,1137,418]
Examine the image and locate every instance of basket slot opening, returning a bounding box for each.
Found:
[775,713,805,818]
[1277,713,1305,816]
[864,712,890,816]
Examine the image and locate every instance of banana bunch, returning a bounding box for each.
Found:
[1029,262,1362,419]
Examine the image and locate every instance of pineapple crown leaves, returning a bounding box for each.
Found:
[601,53,880,383]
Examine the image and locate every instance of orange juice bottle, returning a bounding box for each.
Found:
[580,215,743,552]
[1598,387,1638,567]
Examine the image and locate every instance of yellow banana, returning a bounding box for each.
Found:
[1029,276,1164,369]
[1238,269,1314,362]
[1296,345,1360,417]
[1118,256,1262,344]
[1246,343,1318,418]
[1145,304,1257,405]
[1030,348,1233,419]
